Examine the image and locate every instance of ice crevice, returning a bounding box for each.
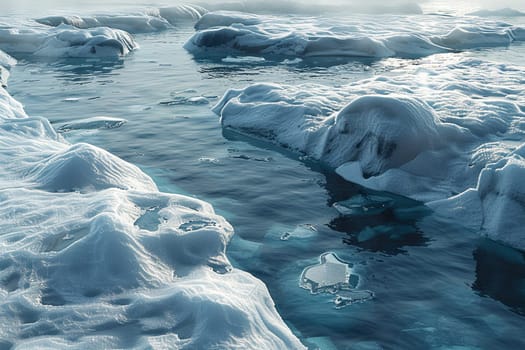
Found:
[0,45,305,349]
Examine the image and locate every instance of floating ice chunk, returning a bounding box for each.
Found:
[333,194,394,216]
[30,143,157,192]
[36,14,172,33]
[57,116,127,132]
[300,252,373,308]
[432,26,513,49]
[194,11,262,30]
[156,4,208,24]
[0,24,138,58]
[301,253,353,292]
[467,8,525,17]
[222,55,266,63]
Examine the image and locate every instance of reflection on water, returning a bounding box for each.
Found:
[473,239,525,316]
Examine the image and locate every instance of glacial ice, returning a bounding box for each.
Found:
[0,59,304,350]
[185,11,525,59]
[0,24,138,58]
[213,57,525,250]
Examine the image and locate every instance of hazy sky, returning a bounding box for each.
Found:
[1,0,524,16]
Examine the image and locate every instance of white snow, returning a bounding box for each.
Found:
[0,24,138,58]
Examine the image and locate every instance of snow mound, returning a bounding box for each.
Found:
[0,67,304,349]
[0,24,137,58]
[30,143,157,192]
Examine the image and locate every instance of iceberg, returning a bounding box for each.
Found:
[213,57,525,250]
[0,58,305,350]
[0,24,138,58]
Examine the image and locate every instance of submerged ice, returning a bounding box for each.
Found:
[300,253,373,308]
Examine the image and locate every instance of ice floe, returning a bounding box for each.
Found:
[35,4,208,33]
[0,56,304,350]
[213,57,525,250]
[0,24,138,58]
[185,11,525,59]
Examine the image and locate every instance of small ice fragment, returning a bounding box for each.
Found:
[300,252,374,307]
[280,232,291,241]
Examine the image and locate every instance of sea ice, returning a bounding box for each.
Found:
[186,11,525,60]
[0,24,138,58]
[300,252,374,308]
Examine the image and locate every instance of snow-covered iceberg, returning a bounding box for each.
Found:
[0,24,137,58]
[35,4,208,33]
[0,49,15,87]
[213,57,525,250]
[185,11,525,60]
[0,62,304,350]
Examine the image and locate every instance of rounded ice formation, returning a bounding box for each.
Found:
[432,26,514,49]
[0,25,138,58]
[323,95,441,176]
[30,143,157,192]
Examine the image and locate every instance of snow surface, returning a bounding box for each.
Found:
[36,5,208,33]
[213,57,525,250]
[0,24,137,58]
[185,11,525,59]
[0,55,305,350]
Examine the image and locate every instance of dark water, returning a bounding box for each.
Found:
[8,27,525,349]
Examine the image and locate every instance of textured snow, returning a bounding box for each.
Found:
[36,5,208,33]
[0,24,137,58]
[0,65,304,350]
[213,57,525,250]
[186,11,525,59]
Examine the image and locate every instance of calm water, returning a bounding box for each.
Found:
[7,19,525,350]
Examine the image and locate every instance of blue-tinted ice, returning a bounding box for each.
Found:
[300,252,373,308]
